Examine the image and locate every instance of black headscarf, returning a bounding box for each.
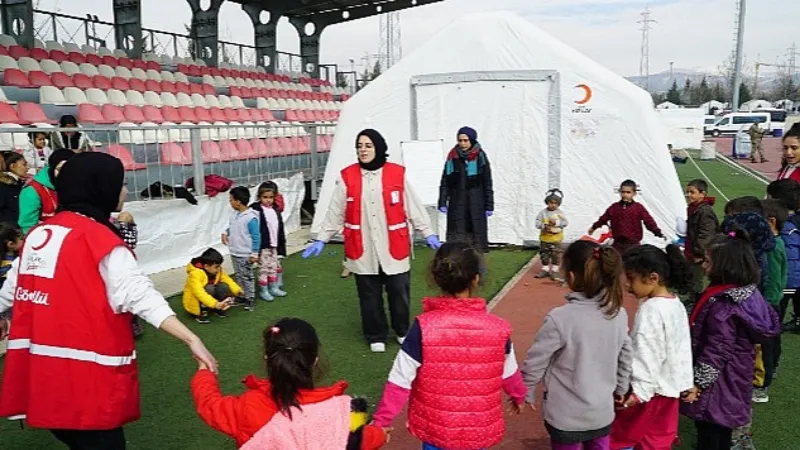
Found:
[355,129,388,171]
[59,114,82,151]
[54,152,125,235]
[47,149,76,184]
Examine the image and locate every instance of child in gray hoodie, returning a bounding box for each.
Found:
[521,241,633,450]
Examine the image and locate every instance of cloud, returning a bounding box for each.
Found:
[31,0,799,78]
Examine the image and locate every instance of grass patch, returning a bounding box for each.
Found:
[0,246,532,450]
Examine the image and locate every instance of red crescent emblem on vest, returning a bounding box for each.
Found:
[31,228,53,251]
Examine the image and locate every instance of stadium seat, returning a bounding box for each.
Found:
[98,64,116,79]
[177,106,198,123]
[146,61,161,72]
[0,34,16,47]
[131,68,147,80]
[161,105,181,122]
[107,89,127,106]
[284,110,301,122]
[16,102,53,125]
[218,95,234,109]
[188,83,203,95]
[72,73,93,89]
[144,79,161,93]
[236,139,258,159]
[176,92,193,108]
[125,90,146,106]
[38,59,62,74]
[111,76,130,91]
[160,142,192,165]
[142,105,165,123]
[132,59,147,70]
[190,93,207,107]
[201,141,223,163]
[28,70,52,87]
[230,96,246,109]
[66,51,86,65]
[236,109,254,122]
[128,78,146,93]
[0,103,21,126]
[100,104,126,123]
[208,107,226,122]
[8,45,29,59]
[115,66,133,79]
[91,75,112,90]
[63,43,82,54]
[100,47,115,58]
[160,80,177,94]
[85,88,109,105]
[118,57,134,69]
[175,82,191,94]
[17,57,40,72]
[39,86,71,105]
[204,95,220,108]
[146,69,162,82]
[194,107,212,122]
[258,109,277,121]
[101,55,118,67]
[0,46,7,57]
[77,103,109,124]
[85,53,102,67]
[222,108,239,122]
[59,61,80,76]
[105,144,147,171]
[219,140,243,161]
[29,47,49,61]
[160,71,176,83]
[143,91,162,107]
[78,63,98,77]
[122,105,145,123]
[174,72,189,83]
[3,68,31,87]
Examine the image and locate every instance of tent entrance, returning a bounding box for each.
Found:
[409,70,562,189]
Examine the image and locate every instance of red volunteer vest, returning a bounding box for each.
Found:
[0,212,140,430]
[341,163,410,261]
[408,297,512,449]
[28,179,58,218]
[778,165,800,184]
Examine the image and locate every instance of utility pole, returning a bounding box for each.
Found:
[638,7,656,91]
[669,61,674,82]
[731,0,746,111]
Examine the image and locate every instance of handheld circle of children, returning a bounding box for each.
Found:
[0,124,798,450]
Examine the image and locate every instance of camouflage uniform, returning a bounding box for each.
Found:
[749,123,766,163]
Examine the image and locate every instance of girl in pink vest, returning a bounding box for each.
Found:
[372,242,527,450]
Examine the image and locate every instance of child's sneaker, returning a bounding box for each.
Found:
[534,270,550,279]
[752,388,769,403]
[260,286,274,302]
[268,284,287,297]
[214,310,228,319]
[276,272,284,289]
[783,317,800,333]
[243,301,255,312]
[195,315,211,324]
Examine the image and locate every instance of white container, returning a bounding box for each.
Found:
[700,139,716,160]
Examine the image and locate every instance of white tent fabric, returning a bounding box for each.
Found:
[311,11,685,245]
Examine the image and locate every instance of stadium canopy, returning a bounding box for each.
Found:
[312,11,685,246]
[0,0,442,76]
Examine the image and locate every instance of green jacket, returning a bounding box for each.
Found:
[18,167,54,234]
[765,237,788,305]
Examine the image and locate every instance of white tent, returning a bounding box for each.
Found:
[700,100,725,115]
[311,11,684,245]
[741,99,772,111]
[657,101,682,110]
[656,107,705,150]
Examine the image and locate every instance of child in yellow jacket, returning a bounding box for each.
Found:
[183,248,238,323]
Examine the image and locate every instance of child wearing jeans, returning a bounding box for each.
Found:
[372,242,527,450]
[535,189,568,281]
[249,182,287,301]
[522,241,633,450]
[589,179,664,254]
[222,186,260,310]
[191,317,389,449]
[681,231,780,450]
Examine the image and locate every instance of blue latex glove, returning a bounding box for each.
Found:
[485,210,493,217]
[439,206,448,214]
[426,235,443,250]
[302,240,325,258]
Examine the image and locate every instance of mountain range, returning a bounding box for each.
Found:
[625,69,798,94]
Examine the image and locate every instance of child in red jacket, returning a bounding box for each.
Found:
[589,179,664,254]
[191,318,389,449]
[372,242,527,450]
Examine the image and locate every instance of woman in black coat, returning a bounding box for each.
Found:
[437,126,494,252]
[0,152,29,225]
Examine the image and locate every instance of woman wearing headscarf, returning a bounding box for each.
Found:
[0,152,217,450]
[303,129,442,353]
[17,149,75,234]
[438,126,494,253]
[50,114,94,153]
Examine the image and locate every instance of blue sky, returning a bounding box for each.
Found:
[33,0,797,78]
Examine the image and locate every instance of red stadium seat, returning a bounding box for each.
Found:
[72,73,93,89]
[160,105,181,122]
[161,142,192,165]
[209,68,221,77]
[48,49,68,63]
[236,139,258,159]
[240,87,253,98]
[201,141,223,163]
[230,69,241,79]
[3,68,31,88]
[144,79,161,92]
[67,52,86,64]
[17,102,54,125]
[218,140,242,161]
[175,82,191,94]
[208,107,226,122]
[51,72,74,88]
[222,108,239,122]
[105,144,146,171]
[111,76,130,91]
[284,110,301,122]
[201,84,215,96]
[141,105,165,123]
[101,55,119,67]
[250,138,268,157]
[199,66,211,76]
[145,61,160,72]
[132,59,147,70]
[91,75,112,90]
[177,63,191,75]
[229,86,242,97]
[0,46,7,56]
[28,71,52,87]
[117,57,134,69]
[122,105,146,123]
[8,45,29,59]
[100,104,126,123]
[236,108,254,122]
[258,109,276,121]
[78,103,112,124]
[189,83,203,95]
[85,53,102,66]
[160,80,177,94]
[219,68,231,78]
[29,47,49,61]
[177,106,198,122]
[0,103,21,124]
[194,107,212,122]
[128,78,147,92]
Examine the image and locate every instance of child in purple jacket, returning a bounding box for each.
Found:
[681,229,780,450]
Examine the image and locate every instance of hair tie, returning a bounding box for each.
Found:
[593,247,602,260]
[270,326,280,334]
[728,231,736,238]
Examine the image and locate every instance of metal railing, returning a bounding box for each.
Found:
[0,122,334,202]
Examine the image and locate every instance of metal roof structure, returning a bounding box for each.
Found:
[229,0,443,23]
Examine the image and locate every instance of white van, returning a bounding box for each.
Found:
[705,112,771,137]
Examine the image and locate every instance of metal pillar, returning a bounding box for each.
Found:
[1,0,34,48]
[113,0,143,59]
[242,4,282,74]
[289,18,328,78]
[731,0,746,111]
[186,0,224,67]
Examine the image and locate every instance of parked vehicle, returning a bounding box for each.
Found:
[705,112,771,137]
[755,109,788,135]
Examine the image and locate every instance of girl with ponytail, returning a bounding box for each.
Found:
[521,241,633,450]
[191,318,390,449]
[609,244,694,450]
[680,230,781,450]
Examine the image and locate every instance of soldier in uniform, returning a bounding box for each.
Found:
[749,122,768,163]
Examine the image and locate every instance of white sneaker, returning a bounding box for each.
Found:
[396,336,406,345]
[370,342,386,353]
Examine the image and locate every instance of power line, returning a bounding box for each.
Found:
[638,6,656,91]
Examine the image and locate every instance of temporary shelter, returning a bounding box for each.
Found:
[741,99,772,112]
[311,11,684,245]
[657,101,682,110]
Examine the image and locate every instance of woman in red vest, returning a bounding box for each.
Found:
[303,129,442,353]
[778,124,800,182]
[0,152,218,450]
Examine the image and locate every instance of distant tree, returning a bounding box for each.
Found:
[336,72,349,89]
[737,82,752,107]
[666,80,682,104]
[682,78,693,105]
[694,76,713,104]
[359,67,372,88]
[651,92,667,105]
[371,60,383,80]
[768,72,799,102]
[712,82,727,102]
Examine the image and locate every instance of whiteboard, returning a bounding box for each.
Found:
[399,139,446,206]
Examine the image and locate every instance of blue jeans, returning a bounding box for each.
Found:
[423,444,485,450]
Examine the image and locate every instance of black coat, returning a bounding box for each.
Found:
[0,174,24,225]
[437,151,494,252]
[249,202,286,257]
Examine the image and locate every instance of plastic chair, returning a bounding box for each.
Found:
[111,76,131,91]
[218,140,242,161]
[71,73,92,89]
[3,68,31,87]
[200,141,223,163]
[122,105,146,123]
[160,105,181,122]
[194,107,212,122]
[105,144,147,171]
[8,45,29,59]
[144,79,161,93]
[223,108,239,122]
[29,47,49,61]
[28,70,52,87]
[100,104,126,123]
[128,78,146,92]
[101,55,118,67]
[66,52,86,65]
[106,89,128,106]
[78,103,111,124]
[117,58,134,69]
[78,63,99,77]
[236,139,258,159]
[160,142,192,165]
[176,92,194,108]
[133,59,147,70]
[85,88,109,105]
[141,105,165,123]
[91,75,112,90]
[17,102,54,125]
[84,53,102,67]
[177,106,198,123]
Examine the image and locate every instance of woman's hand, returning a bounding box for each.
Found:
[381,427,393,444]
[189,336,218,374]
[117,211,134,223]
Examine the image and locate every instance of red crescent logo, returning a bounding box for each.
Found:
[31,228,53,251]
[575,84,592,105]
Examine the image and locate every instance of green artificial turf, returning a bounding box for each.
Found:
[0,246,532,450]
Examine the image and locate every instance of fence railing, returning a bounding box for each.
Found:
[0,122,334,202]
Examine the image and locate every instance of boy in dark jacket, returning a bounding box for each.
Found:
[588,179,664,254]
[685,179,719,300]
[766,178,800,335]
[250,181,287,301]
